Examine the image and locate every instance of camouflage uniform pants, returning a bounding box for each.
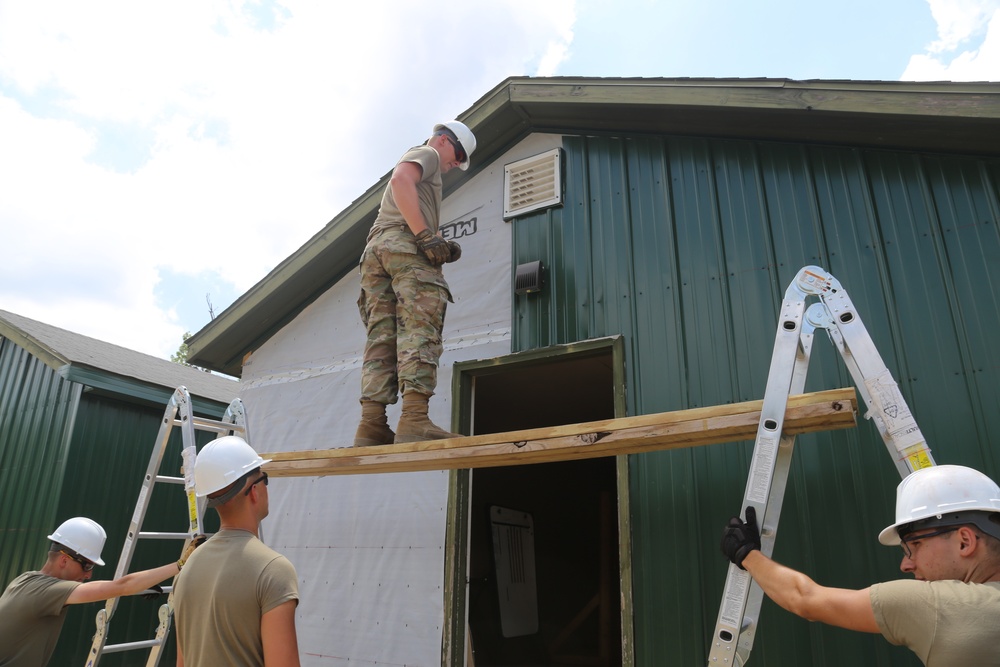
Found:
[357,228,452,405]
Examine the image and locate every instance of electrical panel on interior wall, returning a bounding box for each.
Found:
[490,505,539,637]
[503,147,563,219]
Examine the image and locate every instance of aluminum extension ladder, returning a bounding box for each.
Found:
[84,385,249,667]
[707,266,936,666]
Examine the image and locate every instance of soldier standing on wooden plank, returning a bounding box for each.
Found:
[354,120,476,447]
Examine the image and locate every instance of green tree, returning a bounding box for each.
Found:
[171,331,192,365]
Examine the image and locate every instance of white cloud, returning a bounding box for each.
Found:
[926,0,998,51]
[0,0,576,358]
[903,1,1000,79]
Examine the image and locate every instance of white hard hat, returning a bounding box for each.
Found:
[195,436,270,504]
[878,464,1000,545]
[47,517,107,566]
[433,120,476,171]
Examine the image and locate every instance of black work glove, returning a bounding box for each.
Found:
[141,584,164,600]
[445,241,462,263]
[415,229,451,265]
[721,506,761,570]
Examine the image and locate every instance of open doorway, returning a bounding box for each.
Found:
[449,336,628,667]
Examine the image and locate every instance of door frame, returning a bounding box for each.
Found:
[441,335,634,667]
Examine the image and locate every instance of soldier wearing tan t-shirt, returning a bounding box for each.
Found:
[721,465,1000,666]
[174,436,299,667]
[0,517,199,666]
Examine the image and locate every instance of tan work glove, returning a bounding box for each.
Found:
[445,241,462,263]
[177,534,207,570]
[415,229,451,265]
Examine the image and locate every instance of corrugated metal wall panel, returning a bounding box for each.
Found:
[0,336,223,666]
[60,392,224,666]
[49,392,209,667]
[510,134,1000,665]
[0,338,81,585]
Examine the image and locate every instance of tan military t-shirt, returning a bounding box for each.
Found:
[871,579,1000,666]
[368,145,443,241]
[174,529,299,666]
[0,571,80,666]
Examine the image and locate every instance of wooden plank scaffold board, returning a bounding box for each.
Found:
[261,388,856,477]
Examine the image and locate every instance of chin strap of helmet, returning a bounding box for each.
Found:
[206,469,256,508]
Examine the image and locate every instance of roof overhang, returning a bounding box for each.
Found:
[0,317,233,417]
[187,76,1000,377]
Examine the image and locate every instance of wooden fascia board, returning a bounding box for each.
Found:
[262,387,856,477]
[0,322,69,372]
[507,80,1000,119]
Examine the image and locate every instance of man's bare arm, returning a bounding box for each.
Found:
[390,162,428,235]
[66,563,179,605]
[261,599,300,667]
[742,550,879,633]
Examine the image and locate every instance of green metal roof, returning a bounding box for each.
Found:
[186,76,1000,377]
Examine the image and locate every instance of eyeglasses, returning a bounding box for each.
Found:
[244,471,269,496]
[443,135,466,164]
[899,525,960,558]
[60,550,96,572]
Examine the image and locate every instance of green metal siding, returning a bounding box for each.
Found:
[511,134,1000,665]
[0,337,223,666]
[51,392,203,667]
[0,338,81,585]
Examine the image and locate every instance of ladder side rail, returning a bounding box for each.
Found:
[144,558,187,667]
[143,604,173,667]
[223,397,248,435]
[143,395,233,666]
[140,398,206,667]
[119,387,193,578]
[708,288,811,665]
[224,398,254,542]
[810,291,935,474]
[85,387,192,666]
[179,394,203,537]
[804,303,908,476]
[731,326,815,666]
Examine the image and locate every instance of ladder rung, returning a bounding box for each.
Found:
[138,532,190,540]
[102,638,163,654]
[155,475,184,484]
[134,585,173,595]
[172,416,246,435]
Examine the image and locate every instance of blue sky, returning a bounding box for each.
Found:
[0,0,997,361]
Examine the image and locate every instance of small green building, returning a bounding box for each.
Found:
[0,309,236,666]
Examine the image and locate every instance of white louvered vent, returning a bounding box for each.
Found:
[503,148,563,219]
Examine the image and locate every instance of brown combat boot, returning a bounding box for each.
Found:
[353,400,395,447]
[394,392,460,443]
